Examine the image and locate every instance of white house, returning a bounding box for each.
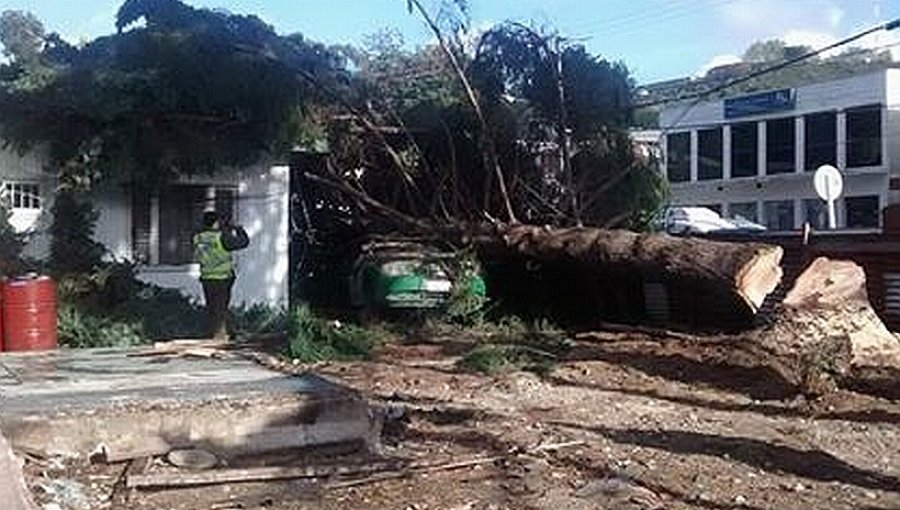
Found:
[0,149,290,307]
[658,69,900,231]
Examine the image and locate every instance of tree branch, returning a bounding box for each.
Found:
[406,0,517,224]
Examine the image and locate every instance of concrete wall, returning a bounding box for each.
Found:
[658,69,899,230]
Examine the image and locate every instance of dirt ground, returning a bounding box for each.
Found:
[25,330,900,510]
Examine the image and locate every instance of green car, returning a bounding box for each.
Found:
[349,241,486,314]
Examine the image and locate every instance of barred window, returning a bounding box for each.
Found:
[1,182,41,210]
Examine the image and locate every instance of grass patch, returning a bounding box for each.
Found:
[458,316,573,376]
[286,305,377,362]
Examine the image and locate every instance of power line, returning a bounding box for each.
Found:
[637,17,900,111]
[568,0,733,38]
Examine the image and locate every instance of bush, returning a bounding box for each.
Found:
[286,305,375,362]
[229,304,288,338]
[49,191,106,275]
[57,262,206,346]
[57,304,145,348]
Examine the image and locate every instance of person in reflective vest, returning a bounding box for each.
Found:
[193,211,235,340]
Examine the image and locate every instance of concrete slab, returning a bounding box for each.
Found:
[0,349,375,460]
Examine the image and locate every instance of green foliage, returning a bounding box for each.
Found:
[229,304,288,338]
[286,305,374,362]
[0,11,44,65]
[458,315,572,375]
[458,342,556,376]
[49,191,106,275]
[0,0,346,187]
[58,261,206,346]
[57,304,145,348]
[444,254,487,326]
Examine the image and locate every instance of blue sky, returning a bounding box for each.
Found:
[1,0,898,84]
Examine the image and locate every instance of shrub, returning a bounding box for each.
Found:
[49,191,106,275]
[57,262,206,345]
[286,305,374,362]
[57,304,145,348]
[229,304,288,338]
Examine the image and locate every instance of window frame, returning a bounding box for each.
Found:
[697,127,723,181]
[763,199,795,232]
[1,181,42,211]
[801,198,828,230]
[846,105,882,169]
[730,121,758,178]
[804,111,837,172]
[727,202,759,223]
[665,131,691,183]
[765,117,795,175]
[132,184,238,267]
[844,195,880,229]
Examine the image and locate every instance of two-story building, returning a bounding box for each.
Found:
[659,69,900,231]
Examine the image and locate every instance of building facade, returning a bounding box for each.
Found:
[659,69,900,231]
[0,149,290,307]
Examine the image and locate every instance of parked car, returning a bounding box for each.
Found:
[349,240,486,315]
[663,207,766,235]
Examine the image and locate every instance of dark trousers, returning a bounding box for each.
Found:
[201,278,234,339]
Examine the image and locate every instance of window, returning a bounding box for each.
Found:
[731,122,758,178]
[697,128,722,180]
[846,106,881,168]
[804,112,836,171]
[766,117,794,174]
[1,182,41,210]
[728,202,758,223]
[802,198,828,230]
[666,132,691,183]
[845,195,879,229]
[700,203,722,216]
[763,200,794,231]
[132,185,236,266]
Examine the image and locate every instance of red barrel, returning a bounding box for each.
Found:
[2,276,57,352]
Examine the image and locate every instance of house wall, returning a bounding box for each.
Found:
[658,69,899,231]
[0,146,289,307]
[117,164,291,308]
[0,148,55,259]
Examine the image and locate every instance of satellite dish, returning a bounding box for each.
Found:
[813,165,843,229]
[814,165,843,201]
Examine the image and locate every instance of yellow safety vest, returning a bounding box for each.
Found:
[193,230,234,280]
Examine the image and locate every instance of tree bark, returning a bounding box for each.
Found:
[490,225,784,314]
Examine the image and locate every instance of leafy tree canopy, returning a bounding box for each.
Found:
[0,0,347,188]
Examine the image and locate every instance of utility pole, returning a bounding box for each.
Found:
[555,36,578,225]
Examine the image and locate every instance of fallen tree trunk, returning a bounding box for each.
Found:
[488,225,784,314]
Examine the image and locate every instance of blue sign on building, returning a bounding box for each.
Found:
[724,89,795,119]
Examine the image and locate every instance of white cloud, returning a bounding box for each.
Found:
[828,6,845,28]
[695,54,742,77]
[783,29,840,55]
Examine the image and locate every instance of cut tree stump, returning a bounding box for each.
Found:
[740,257,900,396]
[495,225,784,314]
